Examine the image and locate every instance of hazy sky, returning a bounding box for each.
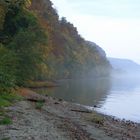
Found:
[51,0,140,64]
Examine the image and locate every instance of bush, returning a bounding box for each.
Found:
[0,44,17,93]
[0,117,12,125]
[6,10,47,85]
[87,113,104,125]
[35,100,45,110]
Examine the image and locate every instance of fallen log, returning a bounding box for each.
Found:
[70,109,92,113]
[27,98,45,103]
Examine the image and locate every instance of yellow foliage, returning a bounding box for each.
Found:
[25,0,32,8]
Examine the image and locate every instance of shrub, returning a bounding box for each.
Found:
[35,100,45,110]
[87,113,104,125]
[0,117,12,125]
[0,44,17,93]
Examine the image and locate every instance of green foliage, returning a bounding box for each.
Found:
[87,113,104,125]
[35,100,45,110]
[3,9,37,38]
[0,109,5,116]
[0,0,47,86]
[0,93,21,129]
[0,4,6,30]
[0,98,11,107]
[0,93,22,107]
[8,27,46,85]
[1,138,10,140]
[0,117,12,125]
[0,0,110,94]
[0,0,31,31]
[30,0,110,80]
[0,44,17,93]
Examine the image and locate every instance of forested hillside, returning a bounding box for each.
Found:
[29,0,111,79]
[0,0,110,92]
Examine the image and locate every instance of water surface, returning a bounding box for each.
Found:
[36,77,140,122]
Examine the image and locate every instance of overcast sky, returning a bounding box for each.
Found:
[51,0,140,64]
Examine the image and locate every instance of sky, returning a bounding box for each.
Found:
[51,0,140,64]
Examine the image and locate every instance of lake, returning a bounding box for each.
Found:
[36,77,140,123]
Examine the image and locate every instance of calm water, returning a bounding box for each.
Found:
[36,77,140,122]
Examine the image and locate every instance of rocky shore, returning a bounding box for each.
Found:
[0,88,140,140]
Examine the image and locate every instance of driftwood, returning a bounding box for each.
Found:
[27,98,45,103]
[70,109,92,113]
[19,88,46,103]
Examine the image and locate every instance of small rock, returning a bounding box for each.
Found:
[58,98,63,102]
[54,102,59,105]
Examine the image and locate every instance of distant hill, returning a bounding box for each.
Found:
[108,57,140,75]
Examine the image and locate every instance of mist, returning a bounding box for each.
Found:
[108,57,140,79]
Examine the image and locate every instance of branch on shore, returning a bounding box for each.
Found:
[70,109,92,113]
[27,98,45,103]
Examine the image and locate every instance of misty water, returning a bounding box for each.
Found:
[36,76,140,122]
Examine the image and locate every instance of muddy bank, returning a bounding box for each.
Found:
[0,88,140,140]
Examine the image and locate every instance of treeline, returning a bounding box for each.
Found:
[0,0,47,92]
[30,0,111,79]
[0,0,110,93]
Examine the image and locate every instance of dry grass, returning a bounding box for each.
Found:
[26,81,58,88]
[86,112,104,125]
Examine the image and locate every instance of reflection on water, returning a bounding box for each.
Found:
[97,77,140,122]
[36,77,140,122]
[36,78,111,106]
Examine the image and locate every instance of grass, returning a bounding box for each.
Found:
[1,138,10,140]
[26,80,58,88]
[35,100,45,110]
[0,98,11,107]
[0,109,6,116]
[0,92,22,108]
[0,92,22,126]
[0,117,12,125]
[86,112,104,125]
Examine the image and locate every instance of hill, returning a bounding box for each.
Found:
[29,0,111,79]
[0,0,110,92]
[108,57,140,75]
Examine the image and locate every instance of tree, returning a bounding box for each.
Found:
[0,3,6,30]
[0,44,17,93]
[1,0,47,85]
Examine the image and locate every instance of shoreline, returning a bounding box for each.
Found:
[0,88,140,140]
[82,104,140,125]
[31,80,140,124]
